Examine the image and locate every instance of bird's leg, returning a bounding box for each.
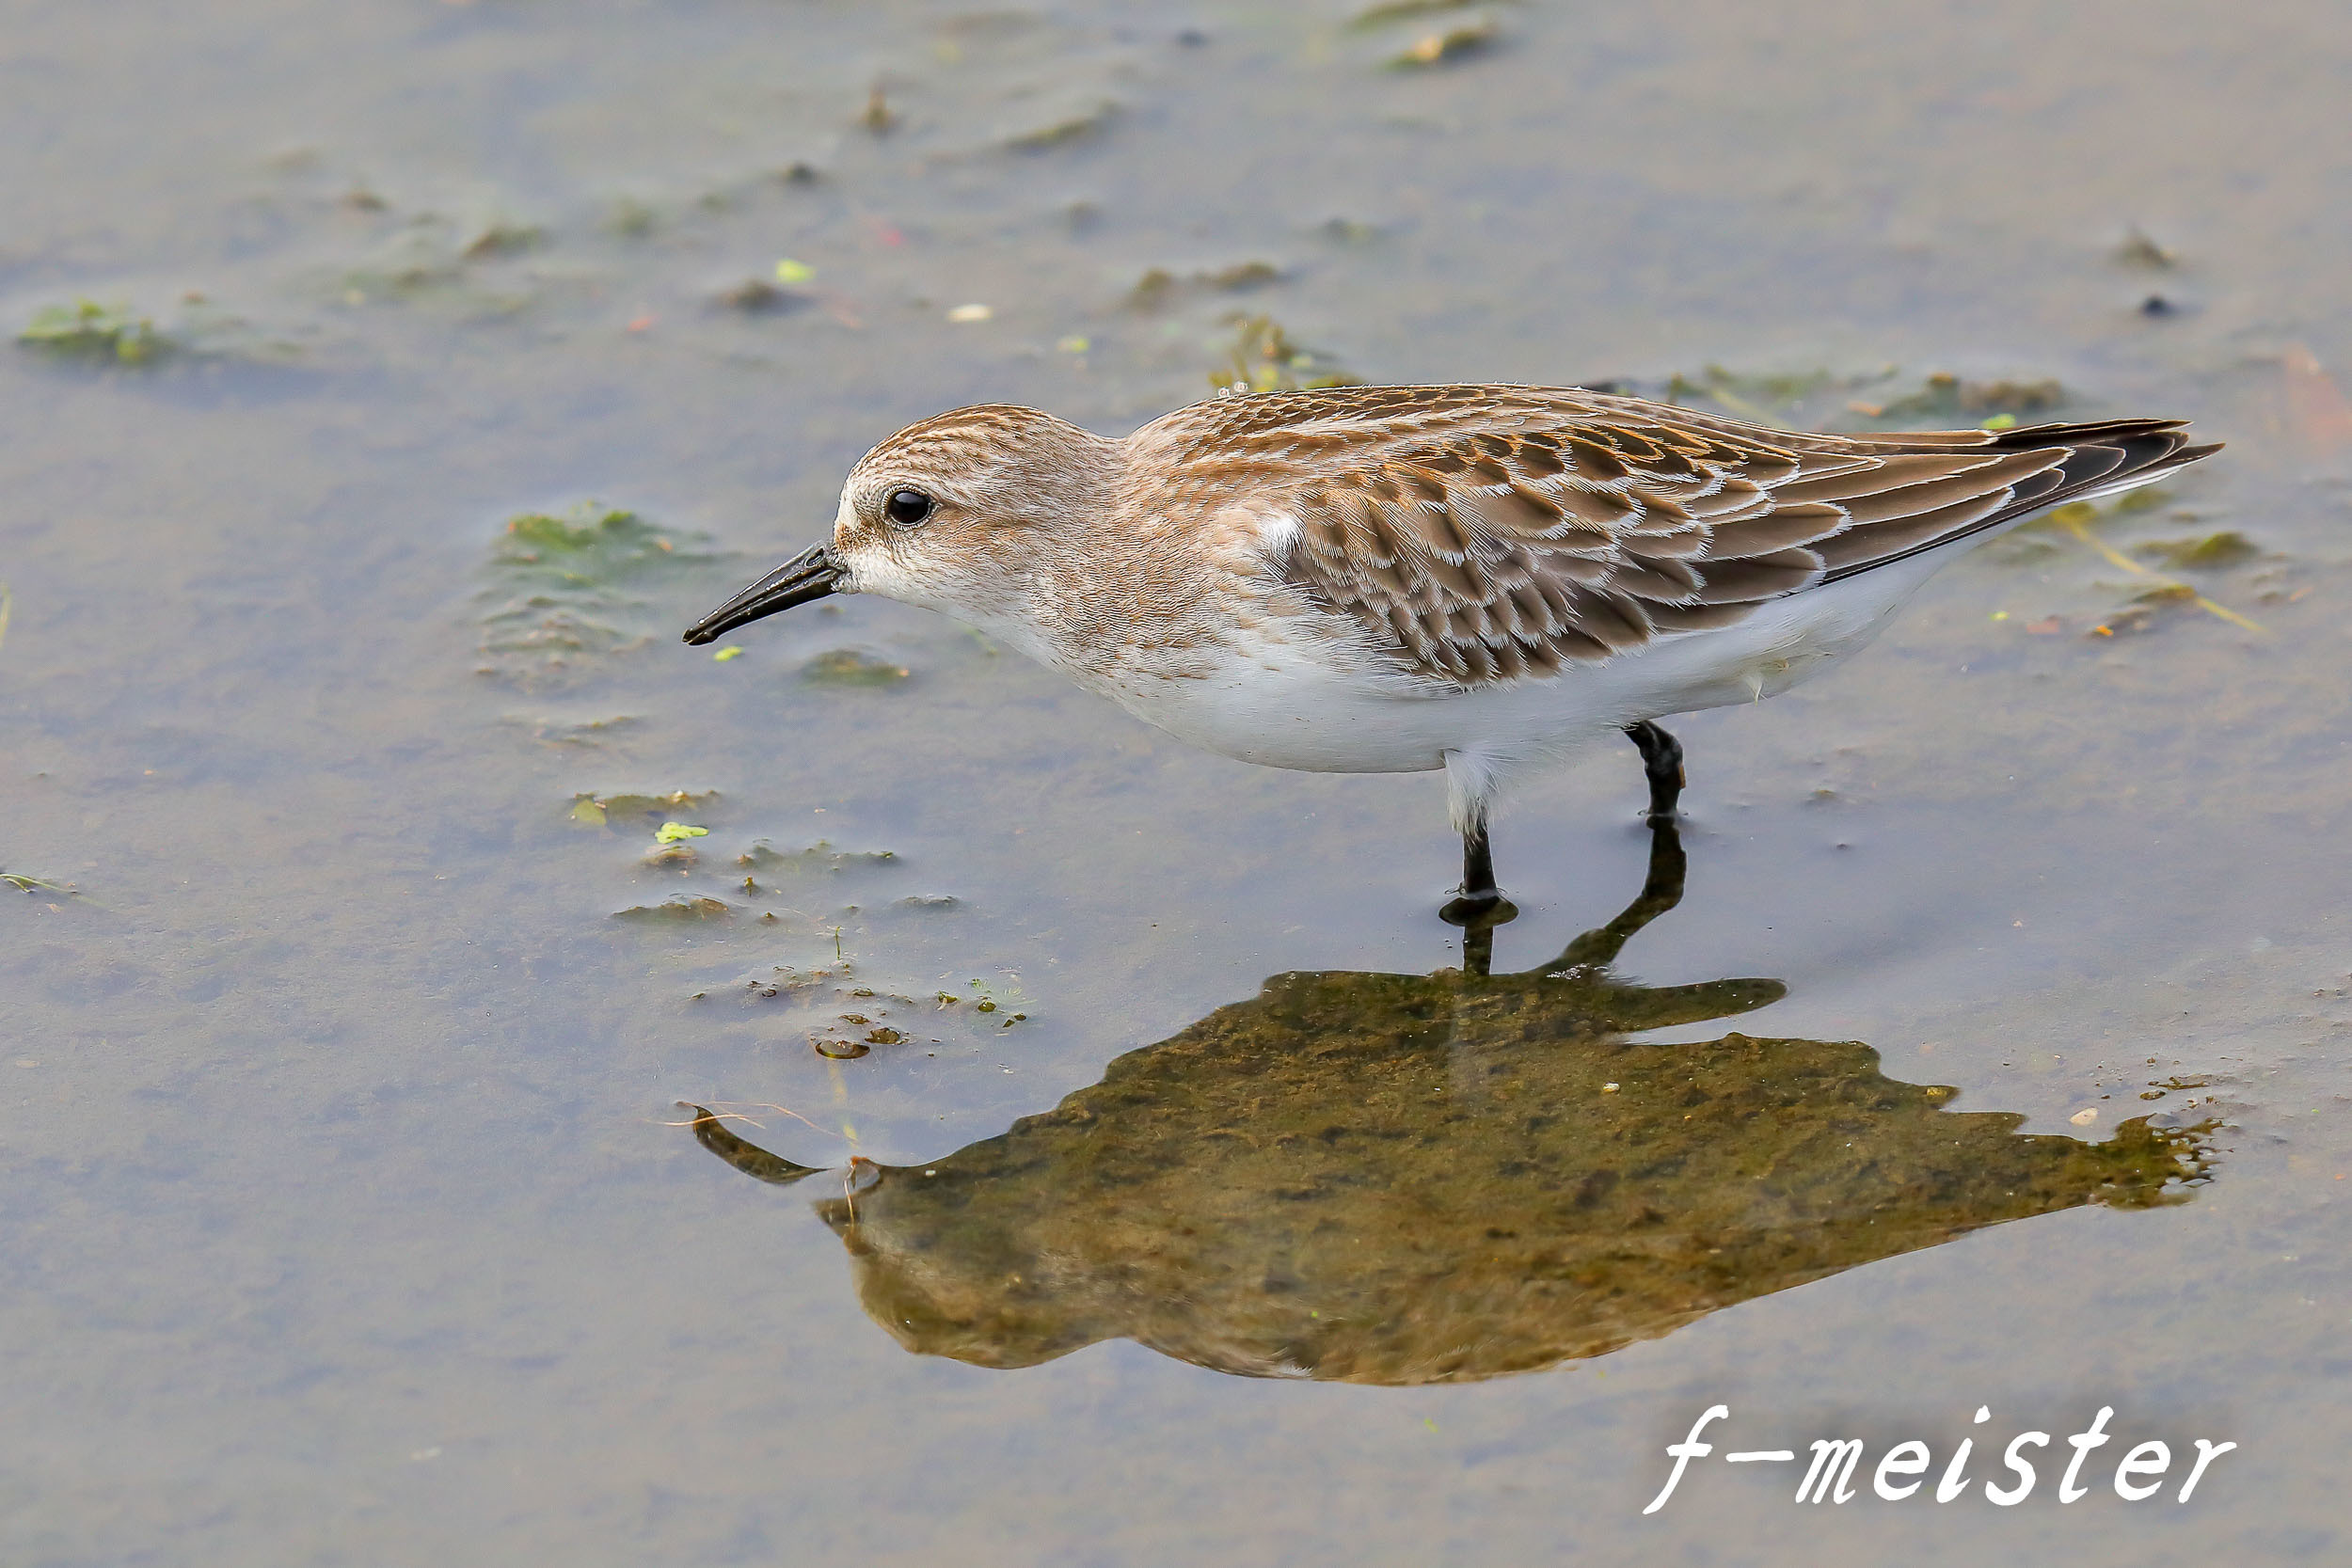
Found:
[1622,721,1686,821]
[1463,816,1499,900]
[1439,816,1518,934]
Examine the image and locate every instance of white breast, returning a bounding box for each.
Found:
[1057,546,1952,778]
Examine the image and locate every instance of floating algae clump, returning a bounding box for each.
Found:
[737,840,898,877]
[802,648,912,688]
[477,503,722,688]
[2139,531,2259,570]
[491,504,702,585]
[18,300,169,364]
[1209,314,1359,393]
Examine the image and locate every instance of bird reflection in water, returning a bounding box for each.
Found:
[687,819,2211,1385]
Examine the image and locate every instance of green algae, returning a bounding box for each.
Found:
[737,840,898,877]
[18,300,170,365]
[1128,261,1285,311]
[569,789,721,830]
[1387,18,1499,68]
[1208,313,1359,393]
[1349,0,1486,26]
[478,504,723,688]
[513,714,640,749]
[1872,371,2063,424]
[492,505,706,584]
[2140,531,2260,570]
[801,648,912,687]
[460,219,546,261]
[612,895,735,923]
[1652,364,2064,431]
[1003,98,1120,150]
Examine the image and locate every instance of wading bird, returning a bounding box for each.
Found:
[686,385,2216,924]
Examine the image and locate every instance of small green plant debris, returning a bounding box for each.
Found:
[605,198,659,238]
[1390,19,1497,67]
[775,258,816,284]
[2139,531,2259,570]
[462,220,544,261]
[570,789,720,829]
[517,715,639,749]
[613,896,734,923]
[949,974,1035,1028]
[1129,268,1178,310]
[1874,372,2062,424]
[3,869,76,896]
[1131,262,1285,311]
[1210,314,1360,393]
[19,300,168,364]
[2046,504,2264,633]
[493,504,702,583]
[1350,0,1482,26]
[654,822,709,846]
[1663,364,1851,424]
[1204,261,1280,291]
[717,278,793,313]
[802,649,912,687]
[2115,228,2176,269]
[1005,98,1119,150]
[480,503,722,687]
[1656,365,2061,433]
[713,646,744,661]
[737,839,897,876]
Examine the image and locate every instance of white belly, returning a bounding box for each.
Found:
[1073,552,1950,777]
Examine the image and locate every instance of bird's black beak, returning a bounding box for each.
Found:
[682,544,839,645]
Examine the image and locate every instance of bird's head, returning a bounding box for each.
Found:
[682,403,1117,645]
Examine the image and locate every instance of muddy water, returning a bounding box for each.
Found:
[4,3,2349,1563]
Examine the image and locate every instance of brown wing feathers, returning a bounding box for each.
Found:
[1254,388,2217,687]
[1818,417,2218,582]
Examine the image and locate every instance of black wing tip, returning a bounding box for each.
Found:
[1991,417,2225,465]
[1817,420,2223,587]
[1996,418,2224,489]
[1989,414,2190,447]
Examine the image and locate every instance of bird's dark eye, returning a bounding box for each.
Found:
[883,489,934,528]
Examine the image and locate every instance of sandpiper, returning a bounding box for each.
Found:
[685,385,2217,923]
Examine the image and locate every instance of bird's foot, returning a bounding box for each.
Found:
[1438,891,1518,928]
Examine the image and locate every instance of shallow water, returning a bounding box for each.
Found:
[5,2,2349,1562]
